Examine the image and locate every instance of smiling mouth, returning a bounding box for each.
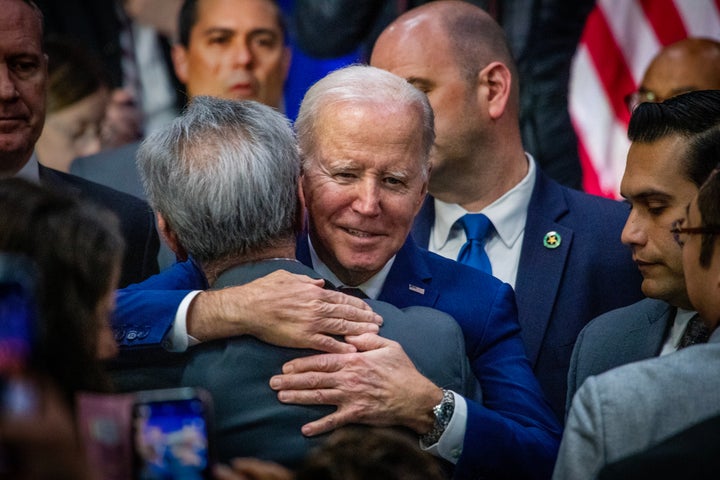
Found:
[343,227,379,238]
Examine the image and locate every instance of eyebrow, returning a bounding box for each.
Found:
[623,190,673,202]
[406,77,432,88]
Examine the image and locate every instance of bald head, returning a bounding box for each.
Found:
[639,38,720,103]
[373,1,518,104]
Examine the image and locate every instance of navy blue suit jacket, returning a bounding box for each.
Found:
[411,170,644,419]
[116,237,561,479]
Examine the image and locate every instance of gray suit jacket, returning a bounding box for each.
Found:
[565,298,673,415]
[70,142,144,200]
[553,328,720,480]
[180,259,478,467]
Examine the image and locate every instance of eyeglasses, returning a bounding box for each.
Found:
[670,219,720,247]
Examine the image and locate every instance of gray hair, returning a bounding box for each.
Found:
[137,96,300,263]
[295,65,434,180]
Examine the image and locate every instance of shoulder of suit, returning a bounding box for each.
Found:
[582,298,670,334]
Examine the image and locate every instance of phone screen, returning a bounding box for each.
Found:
[0,266,36,377]
[132,395,211,480]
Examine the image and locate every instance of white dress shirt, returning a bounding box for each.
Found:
[429,154,536,288]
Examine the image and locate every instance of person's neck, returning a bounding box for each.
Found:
[201,240,296,285]
[431,144,528,212]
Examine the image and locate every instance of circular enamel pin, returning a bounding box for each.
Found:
[543,231,561,249]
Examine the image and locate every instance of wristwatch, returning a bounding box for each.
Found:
[420,389,455,447]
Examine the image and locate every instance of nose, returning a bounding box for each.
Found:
[351,179,381,217]
[620,209,647,247]
[233,40,254,68]
[0,64,19,101]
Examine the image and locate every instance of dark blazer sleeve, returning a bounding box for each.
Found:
[39,165,159,287]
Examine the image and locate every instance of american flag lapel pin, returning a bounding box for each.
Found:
[409,284,425,295]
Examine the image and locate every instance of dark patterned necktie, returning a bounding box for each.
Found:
[338,286,368,299]
[678,314,710,349]
[456,214,493,274]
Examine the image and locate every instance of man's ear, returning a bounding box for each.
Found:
[171,44,189,85]
[156,212,188,262]
[478,61,512,120]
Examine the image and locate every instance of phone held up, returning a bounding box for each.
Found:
[131,387,214,480]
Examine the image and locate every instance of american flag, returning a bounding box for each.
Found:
[569,0,720,199]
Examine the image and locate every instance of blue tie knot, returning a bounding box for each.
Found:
[459,214,492,241]
[456,214,493,274]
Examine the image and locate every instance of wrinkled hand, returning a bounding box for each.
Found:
[270,333,442,436]
[213,457,293,480]
[101,88,144,149]
[189,270,383,353]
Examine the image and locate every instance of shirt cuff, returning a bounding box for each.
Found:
[420,391,466,464]
[162,290,202,352]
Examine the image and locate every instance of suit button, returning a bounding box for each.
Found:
[136,326,149,339]
[113,328,125,342]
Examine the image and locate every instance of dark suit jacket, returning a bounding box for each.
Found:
[565,298,672,415]
[119,259,477,469]
[411,169,644,419]
[116,237,561,479]
[39,164,158,287]
[70,142,145,200]
[597,412,720,480]
[299,236,561,479]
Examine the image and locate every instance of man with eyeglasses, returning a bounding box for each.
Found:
[559,91,720,479]
[555,142,720,480]
[592,167,720,479]
[625,37,720,112]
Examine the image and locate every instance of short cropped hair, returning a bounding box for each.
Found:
[697,167,720,267]
[137,96,300,263]
[628,90,720,187]
[441,5,520,110]
[177,0,287,47]
[295,64,434,180]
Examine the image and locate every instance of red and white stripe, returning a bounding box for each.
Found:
[570,0,720,198]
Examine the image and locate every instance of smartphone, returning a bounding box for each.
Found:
[131,387,214,480]
[0,254,37,375]
[0,254,39,415]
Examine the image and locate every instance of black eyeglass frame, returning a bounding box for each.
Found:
[670,219,720,247]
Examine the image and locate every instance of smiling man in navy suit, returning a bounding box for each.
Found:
[369,1,643,418]
[115,65,560,479]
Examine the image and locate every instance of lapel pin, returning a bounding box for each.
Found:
[543,231,561,249]
[409,284,425,295]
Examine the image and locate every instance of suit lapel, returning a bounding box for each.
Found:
[515,171,572,365]
[633,300,675,357]
[378,238,439,308]
[296,234,312,268]
[410,196,434,249]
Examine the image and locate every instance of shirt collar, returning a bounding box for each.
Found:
[431,154,535,249]
[307,235,395,300]
[15,153,40,183]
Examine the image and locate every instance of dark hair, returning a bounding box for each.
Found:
[45,36,110,114]
[0,179,124,404]
[295,426,446,480]
[177,0,287,47]
[628,90,720,187]
[697,167,720,267]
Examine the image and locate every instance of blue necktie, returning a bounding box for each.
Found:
[457,214,493,274]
